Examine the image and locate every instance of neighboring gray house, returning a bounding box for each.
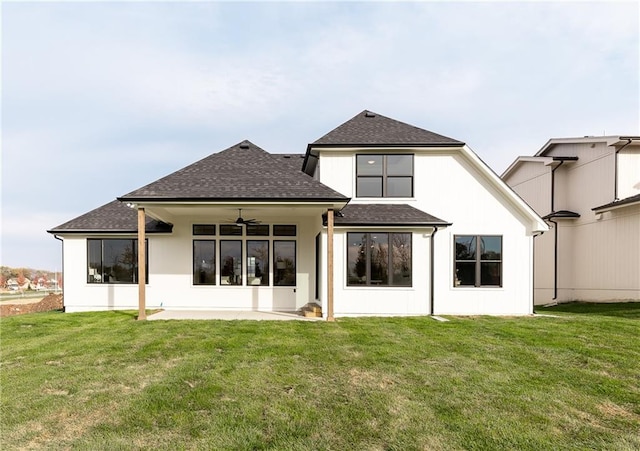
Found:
[502,136,640,304]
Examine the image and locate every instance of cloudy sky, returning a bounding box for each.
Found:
[2,1,638,271]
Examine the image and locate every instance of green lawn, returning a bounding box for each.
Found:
[1,304,639,450]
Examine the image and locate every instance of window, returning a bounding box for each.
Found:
[274,241,296,286]
[273,225,296,236]
[356,154,413,197]
[190,223,297,287]
[454,235,502,287]
[193,224,216,235]
[246,224,269,236]
[247,240,269,285]
[193,240,216,285]
[220,241,242,285]
[347,233,412,286]
[220,224,242,236]
[87,239,148,284]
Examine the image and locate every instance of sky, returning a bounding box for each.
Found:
[2,1,639,271]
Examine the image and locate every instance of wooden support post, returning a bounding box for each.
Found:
[137,207,146,321]
[327,208,335,322]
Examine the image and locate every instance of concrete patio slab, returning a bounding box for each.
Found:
[147,310,323,321]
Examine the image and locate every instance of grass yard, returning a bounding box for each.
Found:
[1,304,639,450]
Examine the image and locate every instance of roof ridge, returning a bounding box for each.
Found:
[310,110,463,146]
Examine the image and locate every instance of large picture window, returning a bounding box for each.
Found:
[356,154,413,198]
[87,239,148,284]
[190,223,297,287]
[347,233,412,286]
[454,235,502,287]
[193,240,216,285]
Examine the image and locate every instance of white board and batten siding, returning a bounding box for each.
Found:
[317,147,538,316]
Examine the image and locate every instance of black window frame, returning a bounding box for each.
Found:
[220,240,243,285]
[87,238,148,284]
[247,240,269,286]
[273,240,296,286]
[193,240,216,285]
[346,232,412,287]
[193,224,216,236]
[356,154,414,198]
[454,235,502,287]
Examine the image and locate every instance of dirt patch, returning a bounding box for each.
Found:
[0,294,63,317]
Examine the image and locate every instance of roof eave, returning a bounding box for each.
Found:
[47,229,174,235]
[117,196,350,203]
[592,198,640,212]
[330,222,452,228]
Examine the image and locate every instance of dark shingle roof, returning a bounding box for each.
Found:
[311,110,464,147]
[274,153,306,172]
[119,141,348,202]
[593,193,640,211]
[48,200,173,234]
[328,204,450,227]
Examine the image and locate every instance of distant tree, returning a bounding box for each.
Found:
[17,270,26,290]
[0,274,5,288]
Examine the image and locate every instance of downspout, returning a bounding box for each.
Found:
[430,226,439,315]
[532,231,544,312]
[548,219,558,301]
[614,138,633,201]
[550,160,565,213]
[548,160,564,301]
[54,235,64,312]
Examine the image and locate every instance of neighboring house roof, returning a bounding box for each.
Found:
[329,204,450,227]
[48,200,173,234]
[309,110,464,147]
[501,156,579,180]
[534,136,640,157]
[593,193,640,212]
[119,141,348,203]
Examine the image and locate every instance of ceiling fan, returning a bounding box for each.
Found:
[229,208,260,226]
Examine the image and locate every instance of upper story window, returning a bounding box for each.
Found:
[454,235,502,287]
[356,154,413,198]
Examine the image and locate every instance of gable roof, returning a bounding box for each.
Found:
[310,110,464,147]
[119,141,348,203]
[329,204,450,227]
[48,200,173,234]
[535,136,640,157]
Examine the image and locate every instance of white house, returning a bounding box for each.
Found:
[502,136,640,305]
[49,110,547,318]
